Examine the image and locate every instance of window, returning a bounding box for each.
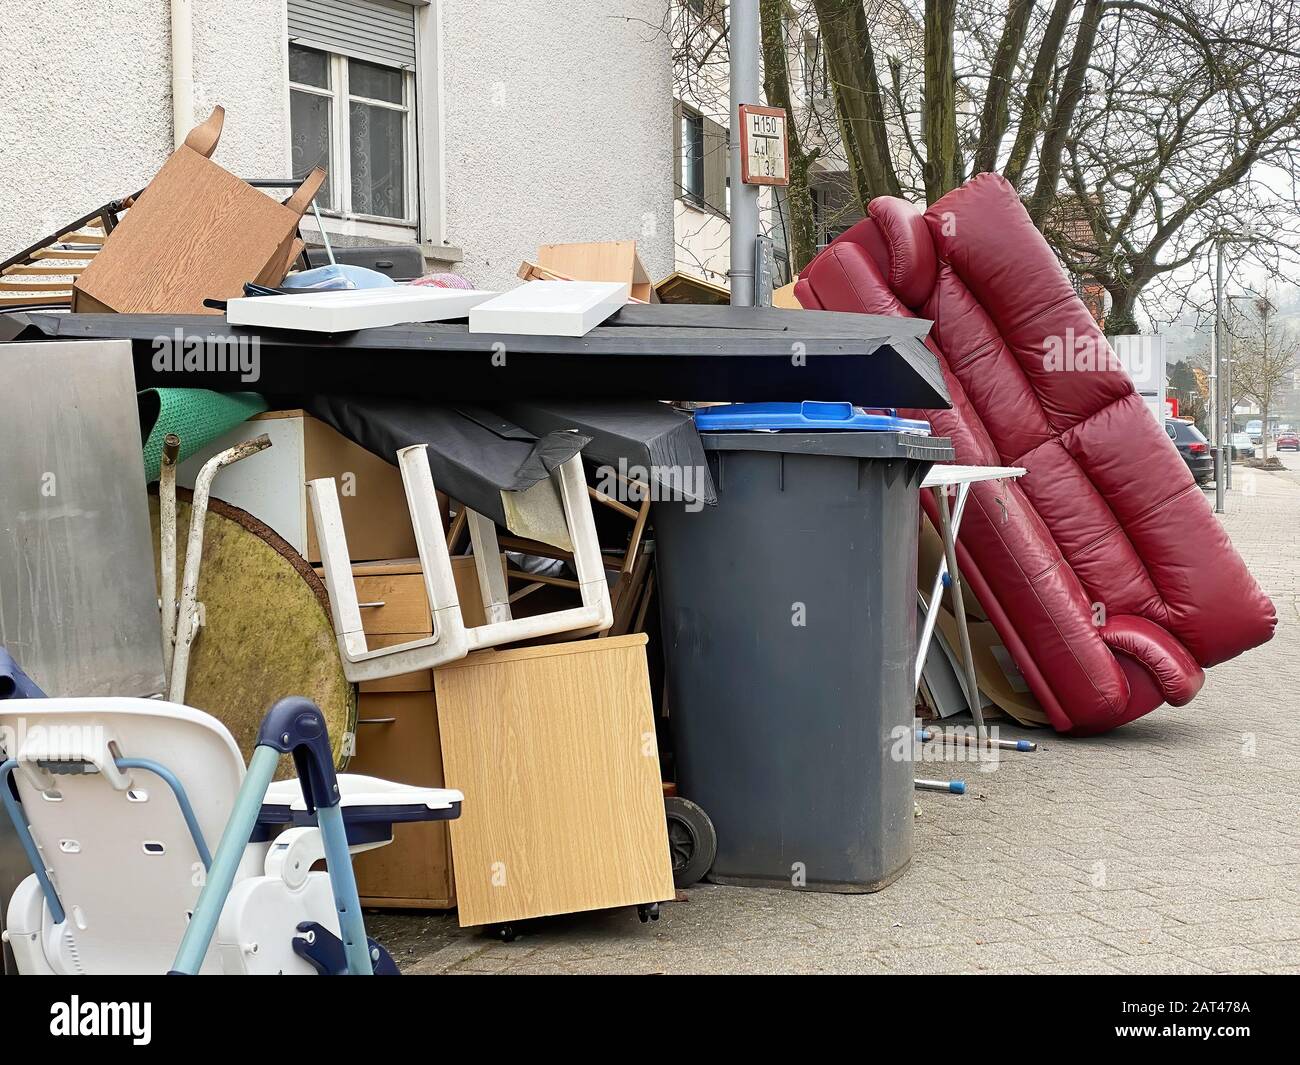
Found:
[681,109,705,201]
[674,102,729,215]
[290,44,413,222]
[288,0,419,225]
[803,32,823,99]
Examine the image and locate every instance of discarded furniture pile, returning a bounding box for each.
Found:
[0,110,1275,973]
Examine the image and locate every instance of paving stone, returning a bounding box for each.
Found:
[1113,951,1217,974]
[1033,936,1127,963]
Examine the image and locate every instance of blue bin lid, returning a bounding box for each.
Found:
[693,401,931,434]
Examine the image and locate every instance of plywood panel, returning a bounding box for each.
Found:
[434,634,674,927]
[303,415,418,563]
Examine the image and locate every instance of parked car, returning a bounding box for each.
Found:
[1277,432,1300,452]
[1166,419,1214,484]
[1231,432,1256,460]
[1246,418,1264,444]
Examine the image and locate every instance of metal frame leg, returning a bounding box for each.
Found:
[316,803,371,975]
[936,485,986,739]
[171,744,279,974]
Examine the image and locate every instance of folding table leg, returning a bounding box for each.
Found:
[936,485,986,739]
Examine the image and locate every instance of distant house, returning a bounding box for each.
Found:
[1048,195,1109,327]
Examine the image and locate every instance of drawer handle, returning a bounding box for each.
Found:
[359,717,397,725]
[358,600,386,609]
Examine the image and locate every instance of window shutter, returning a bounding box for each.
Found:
[703,116,728,215]
[288,0,417,68]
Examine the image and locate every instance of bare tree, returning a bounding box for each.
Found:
[762,0,822,271]
[1234,294,1300,459]
[807,1,1300,331]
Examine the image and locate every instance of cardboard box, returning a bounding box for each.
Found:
[535,239,657,302]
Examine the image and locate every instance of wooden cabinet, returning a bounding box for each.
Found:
[435,635,674,928]
[349,690,455,909]
[176,411,423,564]
[343,555,496,909]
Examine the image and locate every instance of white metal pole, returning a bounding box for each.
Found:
[729,0,761,307]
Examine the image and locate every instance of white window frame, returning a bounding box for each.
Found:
[289,44,418,227]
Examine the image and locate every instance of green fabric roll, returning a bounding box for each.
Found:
[140,388,268,483]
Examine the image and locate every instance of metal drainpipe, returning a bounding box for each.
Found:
[171,0,195,148]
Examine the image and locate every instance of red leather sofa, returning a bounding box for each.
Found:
[796,173,1275,734]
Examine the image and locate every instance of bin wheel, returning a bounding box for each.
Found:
[488,923,518,943]
[664,796,717,888]
[638,903,660,923]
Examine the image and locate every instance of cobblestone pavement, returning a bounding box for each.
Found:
[376,459,1300,975]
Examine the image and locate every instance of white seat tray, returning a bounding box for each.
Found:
[263,774,463,814]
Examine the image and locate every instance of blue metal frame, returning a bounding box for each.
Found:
[0,756,214,929]
[171,697,373,976]
[116,758,213,869]
[0,759,65,925]
[171,745,280,974]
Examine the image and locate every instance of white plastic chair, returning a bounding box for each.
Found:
[0,697,460,975]
[308,444,613,683]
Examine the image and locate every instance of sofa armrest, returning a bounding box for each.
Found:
[1100,615,1204,706]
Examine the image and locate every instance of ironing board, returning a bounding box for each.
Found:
[916,464,1026,737]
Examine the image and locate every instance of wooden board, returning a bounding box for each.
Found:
[537,239,656,303]
[73,134,323,314]
[434,634,673,926]
[302,414,418,563]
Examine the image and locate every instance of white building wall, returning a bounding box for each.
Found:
[675,200,730,286]
[0,0,289,258]
[439,0,675,290]
[0,0,673,291]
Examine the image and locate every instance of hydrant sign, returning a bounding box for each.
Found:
[739,104,789,186]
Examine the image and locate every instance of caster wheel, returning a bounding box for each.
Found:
[637,902,660,923]
[664,795,717,888]
[489,923,518,943]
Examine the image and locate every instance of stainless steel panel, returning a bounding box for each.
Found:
[0,340,164,697]
[0,340,165,971]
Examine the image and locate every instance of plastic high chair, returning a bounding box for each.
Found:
[0,656,460,975]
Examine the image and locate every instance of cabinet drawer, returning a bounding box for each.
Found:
[354,574,431,635]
